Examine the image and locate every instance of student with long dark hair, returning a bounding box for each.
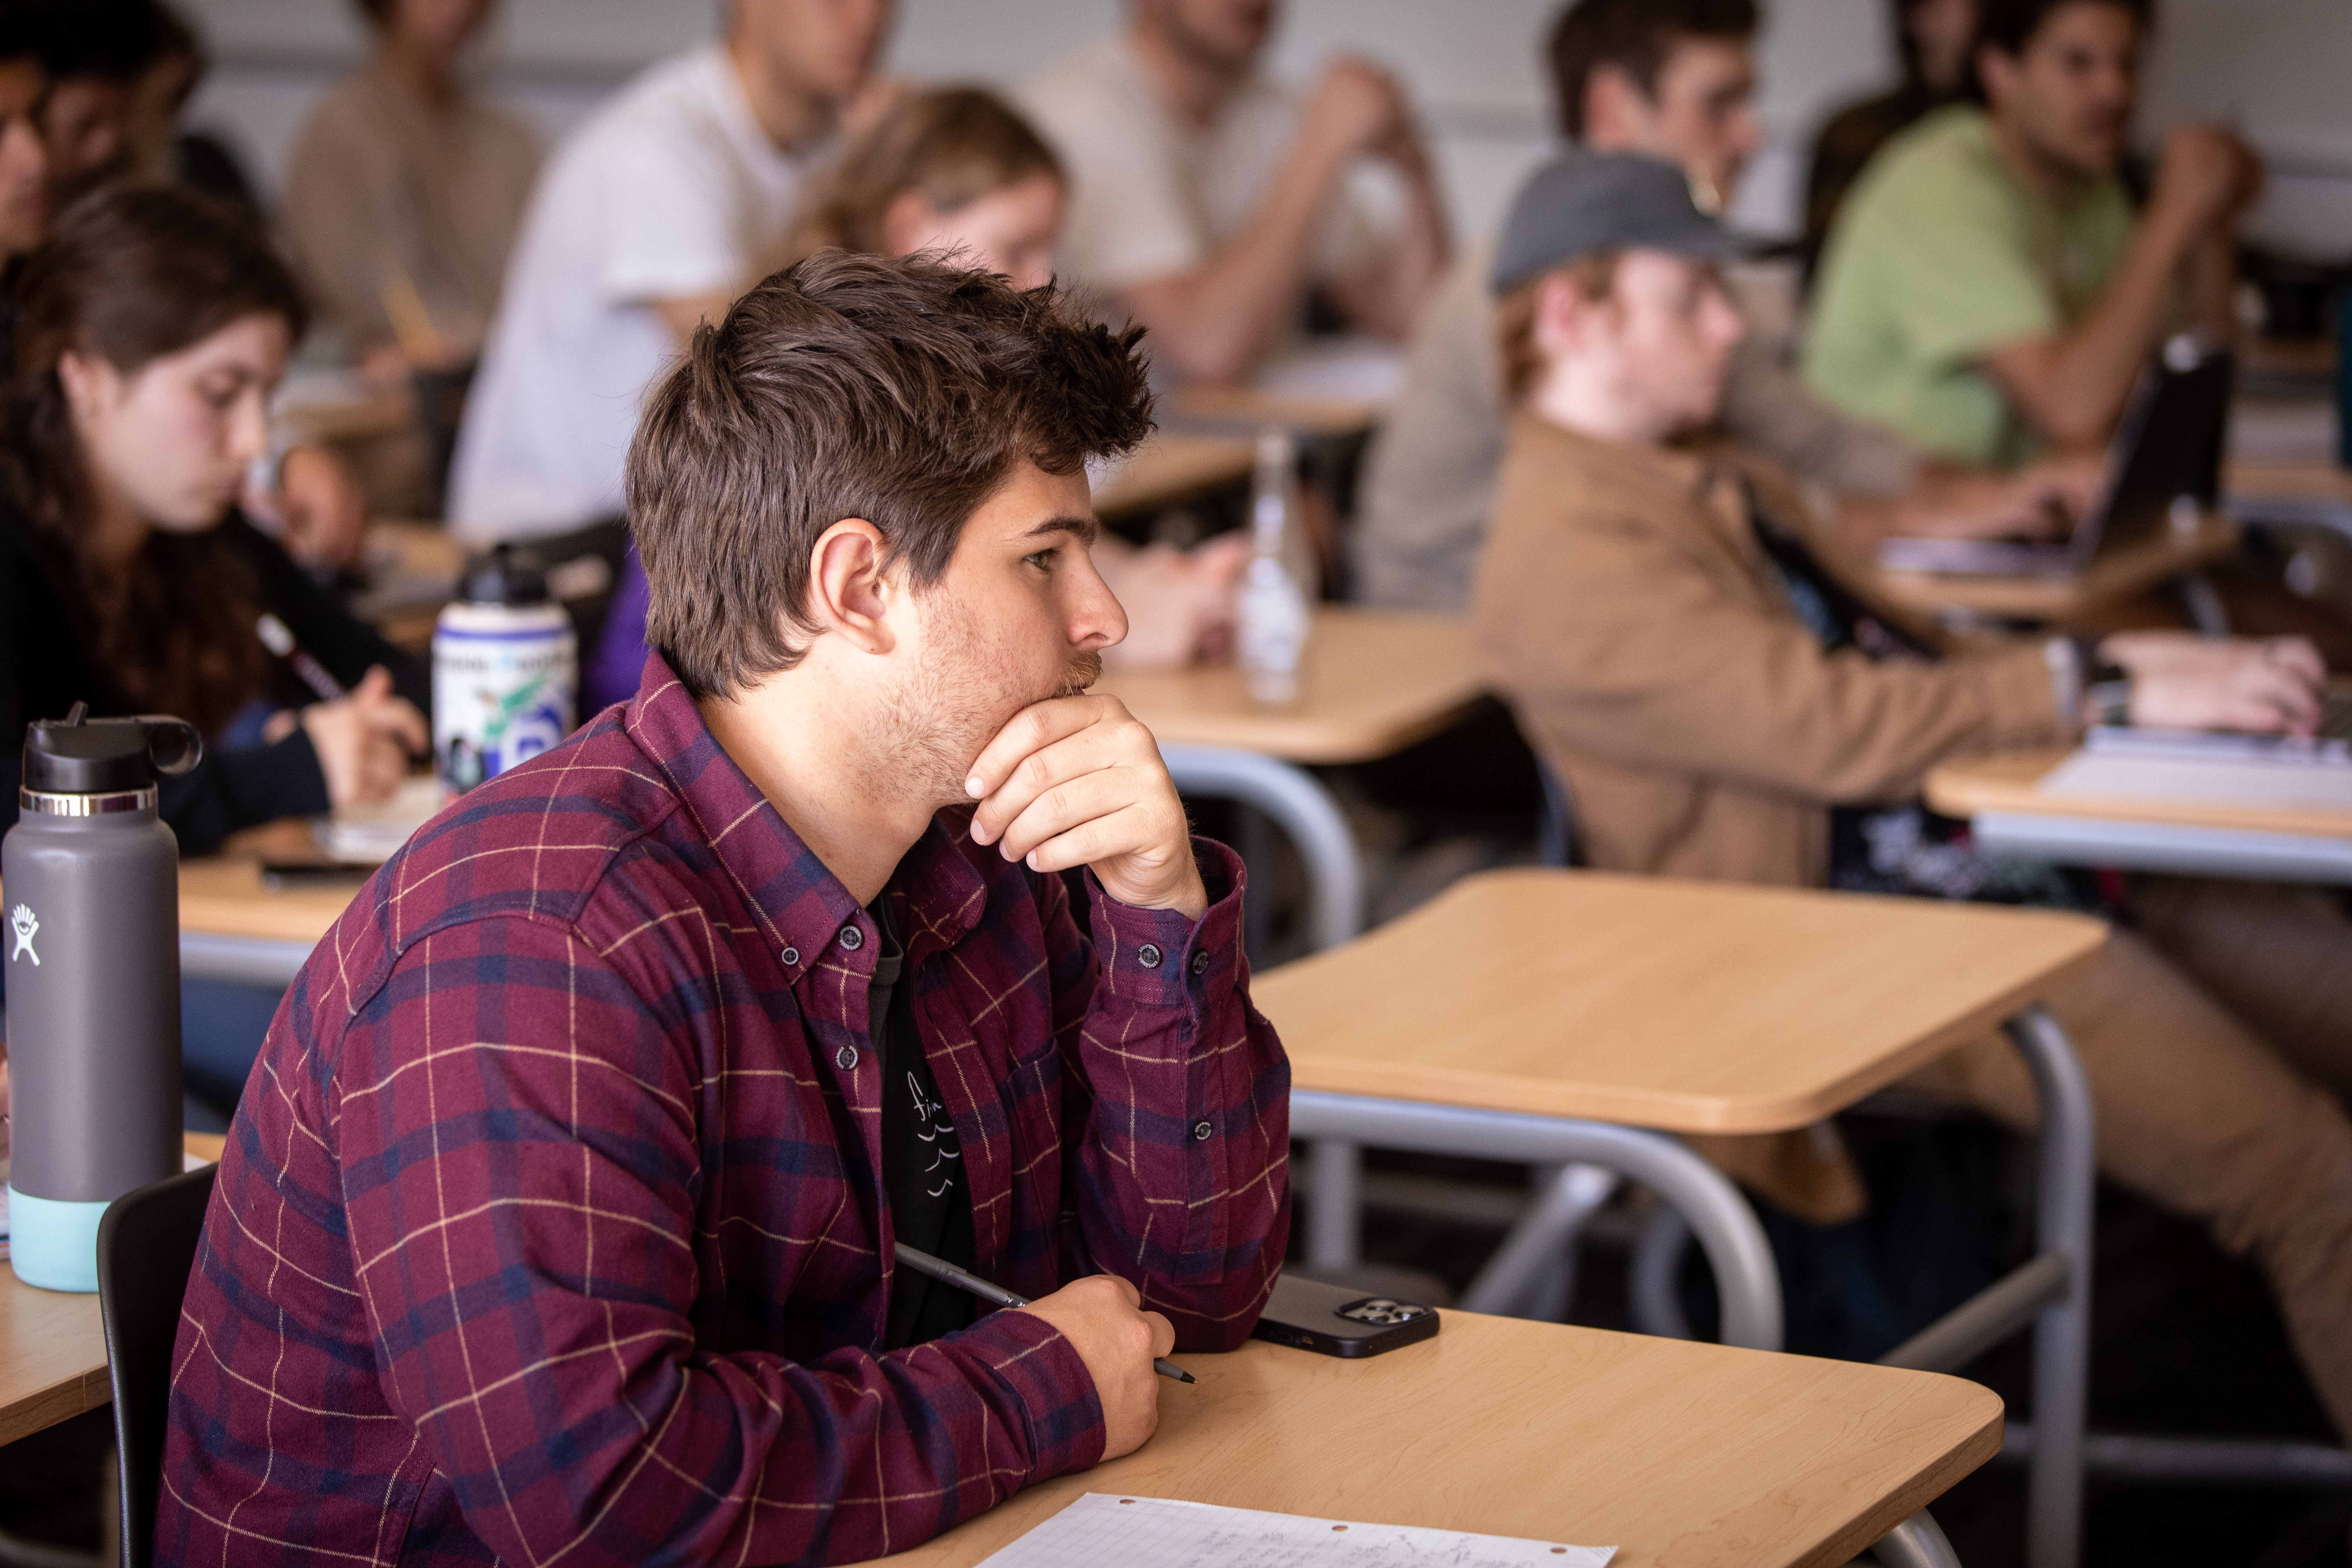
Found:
[0,183,428,1114]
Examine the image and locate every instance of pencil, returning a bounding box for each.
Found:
[893,1242,1195,1384]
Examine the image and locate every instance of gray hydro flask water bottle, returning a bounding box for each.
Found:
[4,705,201,1291]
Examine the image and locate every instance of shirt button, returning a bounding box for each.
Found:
[1190,950,1211,976]
[1192,1120,1213,1141]
[1138,943,1163,969]
[780,946,799,967]
[835,1044,859,1071]
[839,924,864,952]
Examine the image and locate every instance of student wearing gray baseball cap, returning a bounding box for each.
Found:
[1468,144,2352,1444]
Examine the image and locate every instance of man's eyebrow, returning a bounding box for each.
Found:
[1024,513,1102,546]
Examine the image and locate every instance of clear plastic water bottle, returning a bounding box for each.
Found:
[1235,426,1313,706]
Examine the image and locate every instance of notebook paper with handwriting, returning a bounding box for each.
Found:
[973,1492,1615,1567]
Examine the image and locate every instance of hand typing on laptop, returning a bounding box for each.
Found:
[2098,631,2325,737]
[1871,454,2102,544]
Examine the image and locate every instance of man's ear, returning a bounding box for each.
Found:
[879,188,936,258]
[1974,43,2016,108]
[1531,271,1602,361]
[805,518,898,655]
[1580,64,1652,146]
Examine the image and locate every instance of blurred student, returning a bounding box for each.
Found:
[122,4,264,221]
[1354,0,2074,614]
[20,0,371,571]
[0,186,428,1113]
[1804,0,2259,466]
[581,87,1247,711]
[448,0,890,554]
[0,8,48,264]
[1802,0,1976,277]
[1017,0,1447,387]
[1473,151,2352,1437]
[282,0,538,377]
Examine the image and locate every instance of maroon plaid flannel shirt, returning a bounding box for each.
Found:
[159,653,1290,1566]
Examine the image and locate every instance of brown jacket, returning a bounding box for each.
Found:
[1474,416,2074,888]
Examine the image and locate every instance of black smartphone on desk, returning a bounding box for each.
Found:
[1250,1273,1439,1358]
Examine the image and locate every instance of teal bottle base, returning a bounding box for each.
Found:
[8,1186,105,1292]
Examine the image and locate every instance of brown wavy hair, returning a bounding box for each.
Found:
[5,184,309,734]
[629,251,1152,700]
[783,87,1062,268]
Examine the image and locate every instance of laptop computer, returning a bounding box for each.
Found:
[1876,335,2234,580]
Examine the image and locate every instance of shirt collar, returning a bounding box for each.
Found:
[621,651,993,978]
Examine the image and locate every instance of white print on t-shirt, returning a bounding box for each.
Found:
[906,1071,961,1198]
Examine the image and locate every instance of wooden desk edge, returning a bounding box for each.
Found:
[1809,1386,2005,1568]
[1285,924,2109,1134]
[1874,516,2238,618]
[1925,750,2352,841]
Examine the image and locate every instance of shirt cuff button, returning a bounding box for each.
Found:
[1192,1120,1213,1141]
[1137,942,1163,969]
[835,1044,859,1071]
[839,925,864,952]
[1189,949,1211,976]
[780,946,799,967]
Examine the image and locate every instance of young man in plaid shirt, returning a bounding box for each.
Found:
[160,252,1292,1566]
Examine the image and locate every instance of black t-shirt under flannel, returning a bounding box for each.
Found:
[867,894,976,1349]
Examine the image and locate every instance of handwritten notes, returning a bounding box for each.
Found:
[974,1493,1614,1568]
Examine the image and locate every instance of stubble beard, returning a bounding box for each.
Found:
[880,600,1108,813]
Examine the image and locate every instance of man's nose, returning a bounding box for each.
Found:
[1074,552,1131,649]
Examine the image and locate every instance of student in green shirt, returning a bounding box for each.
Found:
[1802,0,2259,467]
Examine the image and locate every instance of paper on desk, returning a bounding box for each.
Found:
[974,1493,1614,1568]
[2040,750,2352,812]
[316,775,443,863]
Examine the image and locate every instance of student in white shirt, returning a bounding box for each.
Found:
[1018,0,1448,387]
[448,0,890,547]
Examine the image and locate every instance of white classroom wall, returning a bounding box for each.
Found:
[182,0,2352,258]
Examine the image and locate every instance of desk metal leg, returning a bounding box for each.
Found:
[1158,742,1360,953]
[2006,1006,2095,1568]
[1872,1510,1963,1568]
[1289,1092,1784,1351]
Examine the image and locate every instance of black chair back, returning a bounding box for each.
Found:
[96,1165,215,1568]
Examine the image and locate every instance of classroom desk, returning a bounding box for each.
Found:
[0,1135,222,1447]
[1093,430,1256,518]
[1871,512,2240,623]
[875,1310,2002,1568]
[1164,385,1387,439]
[1252,869,2105,1568]
[1925,747,2352,883]
[1097,609,1483,950]
[176,828,365,988]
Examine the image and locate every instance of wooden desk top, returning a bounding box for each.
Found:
[1926,748,2352,842]
[2227,456,2352,511]
[180,845,366,948]
[1099,609,1480,765]
[1166,385,1385,438]
[1093,432,1255,518]
[1252,869,2106,1133]
[0,1135,220,1446]
[1873,512,2240,621]
[877,1310,2002,1568]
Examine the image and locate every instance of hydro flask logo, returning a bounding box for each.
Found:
[8,903,36,965]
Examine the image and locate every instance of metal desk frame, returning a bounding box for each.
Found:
[1970,812,2352,884]
[1291,1008,2094,1568]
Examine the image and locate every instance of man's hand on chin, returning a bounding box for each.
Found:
[963,695,1209,922]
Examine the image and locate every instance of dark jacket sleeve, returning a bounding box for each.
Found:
[232,516,431,716]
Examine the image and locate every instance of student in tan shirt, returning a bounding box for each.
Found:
[1472,149,2352,1443]
[282,0,542,374]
